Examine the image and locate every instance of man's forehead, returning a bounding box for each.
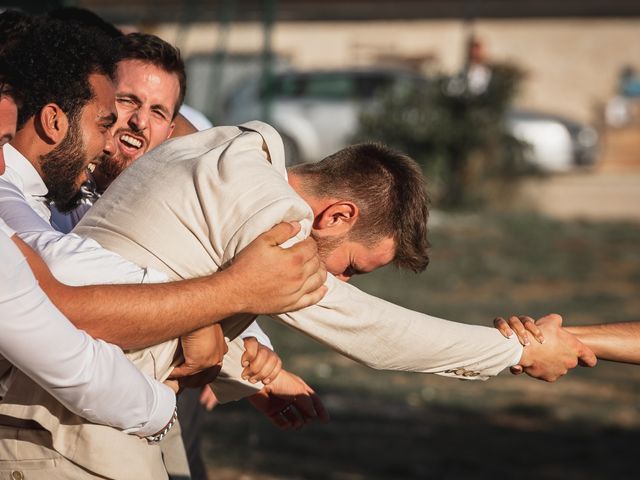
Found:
[114,59,181,119]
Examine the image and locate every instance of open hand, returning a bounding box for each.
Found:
[248,369,329,430]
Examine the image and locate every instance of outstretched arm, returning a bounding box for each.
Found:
[564,322,640,364]
[13,222,326,350]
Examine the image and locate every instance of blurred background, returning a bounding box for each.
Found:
[6,1,640,478]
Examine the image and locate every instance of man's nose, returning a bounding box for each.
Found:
[103,131,116,155]
[129,109,148,131]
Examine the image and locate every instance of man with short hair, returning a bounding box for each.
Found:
[0,118,588,478]
[0,17,326,479]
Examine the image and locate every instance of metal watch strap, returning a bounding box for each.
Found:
[145,406,178,444]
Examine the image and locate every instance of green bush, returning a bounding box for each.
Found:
[356,64,534,207]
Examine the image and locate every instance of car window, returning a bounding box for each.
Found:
[303,75,353,99]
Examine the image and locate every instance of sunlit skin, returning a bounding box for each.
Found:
[321,236,395,282]
[0,94,18,174]
[74,74,118,190]
[287,171,397,281]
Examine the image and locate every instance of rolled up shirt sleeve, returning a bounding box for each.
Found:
[0,228,175,436]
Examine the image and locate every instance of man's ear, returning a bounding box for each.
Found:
[37,103,69,145]
[313,201,359,236]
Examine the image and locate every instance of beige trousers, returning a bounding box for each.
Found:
[0,426,109,480]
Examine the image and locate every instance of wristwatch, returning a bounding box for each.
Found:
[145,406,178,444]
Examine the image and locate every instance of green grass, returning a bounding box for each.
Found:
[201,211,640,479]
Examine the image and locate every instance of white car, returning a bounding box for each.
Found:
[222,68,599,171]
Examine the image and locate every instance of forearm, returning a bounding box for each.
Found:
[565,322,640,364]
[14,236,246,349]
[1,233,175,436]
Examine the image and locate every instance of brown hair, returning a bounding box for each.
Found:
[291,143,430,272]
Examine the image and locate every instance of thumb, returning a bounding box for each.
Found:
[260,221,301,247]
[577,344,598,368]
[242,337,259,367]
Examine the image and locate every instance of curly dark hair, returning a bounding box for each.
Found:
[0,9,33,53]
[1,16,118,129]
[117,33,186,117]
[0,10,34,107]
[47,7,124,39]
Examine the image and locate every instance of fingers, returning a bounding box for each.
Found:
[262,221,302,247]
[242,348,283,384]
[310,392,330,423]
[519,316,545,344]
[241,337,259,368]
[269,410,295,430]
[199,386,219,411]
[164,379,179,394]
[168,364,192,379]
[494,317,514,339]
[508,316,530,346]
[495,315,547,347]
[286,285,328,311]
[577,343,598,368]
[281,404,305,429]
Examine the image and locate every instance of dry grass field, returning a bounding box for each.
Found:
[201,211,640,480]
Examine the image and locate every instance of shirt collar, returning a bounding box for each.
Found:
[3,143,48,198]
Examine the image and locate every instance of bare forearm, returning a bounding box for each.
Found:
[14,236,242,349]
[565,322,640,364]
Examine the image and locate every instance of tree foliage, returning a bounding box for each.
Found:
[356,64,532,207]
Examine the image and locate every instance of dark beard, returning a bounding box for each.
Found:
[311,231,344,263]
[40,118,87,213]
[95,127,146,193]
[94,148,133,193]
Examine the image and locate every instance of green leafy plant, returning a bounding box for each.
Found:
[357,64,533,207]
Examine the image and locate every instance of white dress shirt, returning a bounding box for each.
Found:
[0,217,174,436]
[0,144,175,437]
[0,144,167,286]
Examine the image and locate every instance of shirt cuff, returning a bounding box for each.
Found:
[132,378,176,438]
[507,339,525,368]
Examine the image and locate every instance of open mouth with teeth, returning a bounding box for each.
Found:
[119,133,145,156]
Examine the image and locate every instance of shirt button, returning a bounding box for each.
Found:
[11,471,25,480]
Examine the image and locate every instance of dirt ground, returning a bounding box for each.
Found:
[518,126,640,221]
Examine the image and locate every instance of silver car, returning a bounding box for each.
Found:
[222,68,599,171]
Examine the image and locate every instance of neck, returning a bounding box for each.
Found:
[10,121,47,177]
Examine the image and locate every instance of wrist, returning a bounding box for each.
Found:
[517,344,534,368]
[208,267,250,316]
[145,406,178,444]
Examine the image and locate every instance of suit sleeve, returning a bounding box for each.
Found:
[277,275,523,380]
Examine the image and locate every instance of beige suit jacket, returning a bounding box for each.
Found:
[0,121,522,478]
